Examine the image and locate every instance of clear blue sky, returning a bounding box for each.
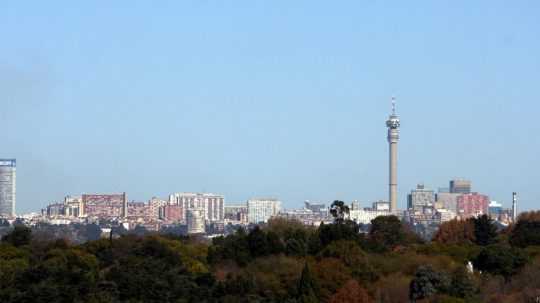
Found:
[1,1,539,213]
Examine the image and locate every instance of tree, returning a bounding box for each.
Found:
[409,265,450,302]
[329,280,371,303]
[432,218,475,245]
[297,263,319,303]
[330,200,349,222]
[509,211,540,248]
[448,266,477,299]
[1,225,31,247]
[473,215,498,246]
[473,244,528,280]
[320,240,376,282]
[247,226,270,257]
[369,215,406,252]
[318,220,359,247]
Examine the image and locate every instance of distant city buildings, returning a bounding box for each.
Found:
[407,184,435,214]
[0,159,16,218]
[247,198,281,223]
[224,204,248,225]
[169,193,224,223]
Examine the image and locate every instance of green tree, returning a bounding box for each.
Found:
[409,265,450,302]
[448,266,477,299]
[369,215,406,252]
[473,244,528,280]
[330,200,349,222]
[247,226,270,257]
[473,215,498,246]
[1,225,32,247]
[509,211,540,248]
[297,263,319,303]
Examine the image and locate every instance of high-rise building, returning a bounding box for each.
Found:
[456,193,489,218]
[386,98,400,212]
[450,179,471,194]
[247,198,281,223]
[0,159,16,217]
[435,192,461,213]
[407,184,435,213]
[169,193,224,222]
[187,208,205,234]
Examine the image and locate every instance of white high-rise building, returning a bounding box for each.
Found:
[0,159,16,218]
[247,198,281,223]
[168,192,224,223]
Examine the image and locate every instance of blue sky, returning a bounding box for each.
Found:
[1,1,539,213]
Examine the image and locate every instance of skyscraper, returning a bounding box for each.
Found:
[449,179,471,194]
[386,98,400,212]
[0,159,16,217]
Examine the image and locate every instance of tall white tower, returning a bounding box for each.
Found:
[386,98,400,212]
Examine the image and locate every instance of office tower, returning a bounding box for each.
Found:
[386,98,400,212]
[351,200,360,211]
[512,192,518,221]
[456,193,489,218]
[247,198,281,223]
[407,184,435,213]
[435,192,461,213]
[0,159,16,217]
[449,179,471,194]
[82,193,127,218]
[169,193,224,222]
[187,208,205,234]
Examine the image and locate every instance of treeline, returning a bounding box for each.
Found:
[1,204,540,302]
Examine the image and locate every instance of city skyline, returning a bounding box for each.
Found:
[1,2,539,213]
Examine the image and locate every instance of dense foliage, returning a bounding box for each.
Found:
[1,212,540,302]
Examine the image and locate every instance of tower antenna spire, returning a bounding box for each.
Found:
[391,96,396,115]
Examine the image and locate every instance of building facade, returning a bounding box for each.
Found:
[169,193,224,223]
[407,184,435,213]
[187,208,205,234]
[457,193,489,218]
[450,179,472,194]
[0,159,16,217]
[247,198,281,223]
[83,193,127,218]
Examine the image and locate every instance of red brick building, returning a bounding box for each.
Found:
[83,193,127,218]
[163,205,183,223]
[457,193,489,219]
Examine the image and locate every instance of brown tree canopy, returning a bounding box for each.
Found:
[432,218,475,245]
[328,280,372,303]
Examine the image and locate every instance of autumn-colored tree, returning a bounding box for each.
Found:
[432,218,475,245]
[329,280,371,303]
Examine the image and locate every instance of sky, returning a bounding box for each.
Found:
[1,1,539,213]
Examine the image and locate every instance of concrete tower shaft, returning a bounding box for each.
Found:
[386,98,400,212]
